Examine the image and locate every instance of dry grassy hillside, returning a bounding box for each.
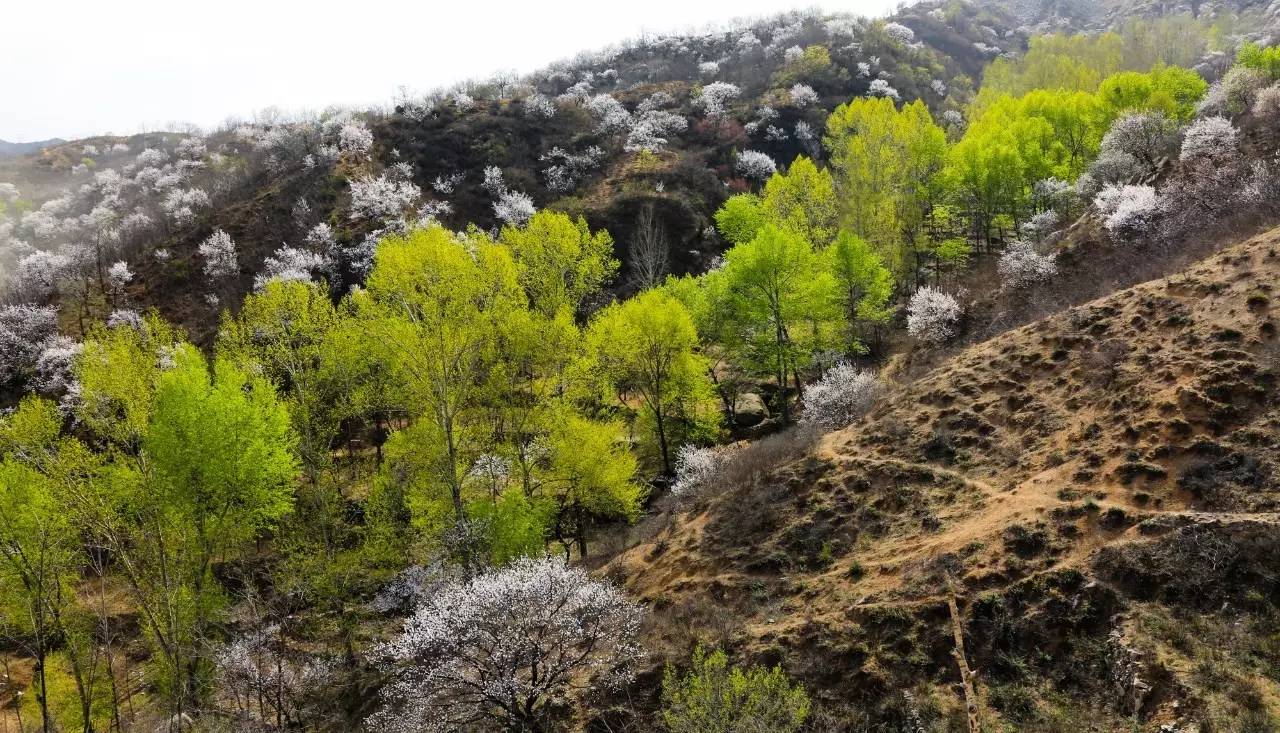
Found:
[609,226,1280,731]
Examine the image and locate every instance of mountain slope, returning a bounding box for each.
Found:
[0,138,64,158]
[610,225,1280,730]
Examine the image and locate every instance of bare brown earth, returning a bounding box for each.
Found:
[609,227,1280,731]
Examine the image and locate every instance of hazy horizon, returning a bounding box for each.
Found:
[3,0,900,143]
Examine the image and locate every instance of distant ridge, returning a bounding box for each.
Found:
[0,137,65,158]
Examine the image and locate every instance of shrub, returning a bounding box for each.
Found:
[661,646,810,733]
[998,240,1058,288]
[906,287,961,344]
[671,444,732,500]
[1094,183,1160,240]
[371,557,643,732]
[1180,116,1238,162]
[800,362,881,430]
[1251,84,1280,120]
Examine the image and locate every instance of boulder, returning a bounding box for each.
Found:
[734,392,769,427]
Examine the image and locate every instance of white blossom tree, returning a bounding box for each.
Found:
[867,79,900,100]
[106,260,133,305]
[800,362,882,430]
[338,121,375,159]
[0,304,58,384]
[370,557,644,733]
[253,246,330,290]
[696,82,741,119]
[735,150,777,182]
[349,174,422,222]
[906,286,961,344]
[199,229,239,281]
[1099,112,1178,173]
[493,190,536,226]
[1180,116,1238,163]
[789,84,819,107]
[584,94,633,134]
[1094,184,1160,240]
[883,21,915,44]
[998,240,1058,288]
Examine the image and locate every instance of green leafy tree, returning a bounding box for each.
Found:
[586,289,715,474]
[0,399,101,733]
[359,225,525,529]
[760,156,839,246]
[826,232,894,353]
[73,331,298,722]
[705,225,837,422]
[661,646,810,733]
[541,413,644,557]
[499,210,618,318]
[714,193,766,245]
[824,98,947,275]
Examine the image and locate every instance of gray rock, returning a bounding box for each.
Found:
[734,393,769,427]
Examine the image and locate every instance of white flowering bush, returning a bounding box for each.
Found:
[370,557,643,733]
[349,173,422,222]
[906,287,961,344]
[1094,184,1160,239]
[998,240,1058,288]
[800,363,882,430]
[523,93,557,119]
[625,111,688,153]
[867,79,900,100]
[541,146,606,192]
[884,21,915,44]
[671,444,733,499]
[735,150,777,181]
[199,229,239,281]
[1180,116,1238,163]
[789,83,819,108]
[696,82,741,119]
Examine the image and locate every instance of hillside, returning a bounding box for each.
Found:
[0,139,64,159]
[6,1,1280,732]
[610,225,1280,730]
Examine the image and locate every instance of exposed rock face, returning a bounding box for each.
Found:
[733,392,770,427]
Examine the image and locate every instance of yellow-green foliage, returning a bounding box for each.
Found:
[661,646,811,733]
[823,97,947,273]
[1238,41,1280,81]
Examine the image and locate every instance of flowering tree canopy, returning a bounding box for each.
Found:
[800,363,881,430]
[199,229,239,281]
[906,286,961,344]
[370,557,644,732]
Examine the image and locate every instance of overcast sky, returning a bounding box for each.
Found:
[2,0,901,142]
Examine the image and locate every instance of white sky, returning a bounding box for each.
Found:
[2,0,900,142]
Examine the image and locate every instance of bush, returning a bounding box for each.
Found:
[1251,84,1280,121]
[661,646,810,733]
[1180,116,1238,162]
[998,240,1058,288]
[906,287,961,344]
[800,362,881,430]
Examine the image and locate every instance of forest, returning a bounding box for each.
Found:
[4,1,1280,730]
